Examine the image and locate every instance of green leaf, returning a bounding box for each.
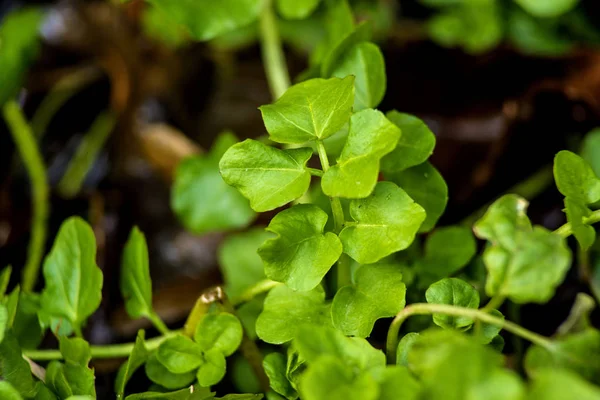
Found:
[40,217,103,333]
[0,306,6,344]
[219,140,313,212]
[194,312,243,356]
[525,329,600,384]
[147,0,262,41]
[339,182,425,264]
[416,226,476,286]
[0,332,36,397]
[34,383,58,400]
[554,150,600,204]
[328,42,385,110]
[264,353,298,400]
[59,336,91,366]
[258,204,342,291]
[219,229,272,299]
[157,335,205,374]
[425,278,480,330]
[581,128,600,178]
[299,357,379,400]
[396,332,420,367]
[54,337,96,397]
[145,353,196,390]
[259,77,354,144]
[332,263,406,337]
[564,198,595,250]
[256,285,332,344]
[45,362,73,399]
[125,384,214,399]
[528,369,600,400]
[196,349,226,387]
[12,292,43,349]
[474,195,572,303]
[471,310,504,345]
[120,227,158,323]
[0,266,11,298]
[0,8,44,106]
[385,162,448,233]
[0,381,23,400]
[3,286,19,329]
[374,366,421,400]
[115,330,149,397]
[515,0,579,18]
[321,109,401,198]
[321,22,372,78]
[380,112,436,173]
[276,0,321,20]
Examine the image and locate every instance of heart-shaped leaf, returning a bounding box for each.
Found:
[194,312,243,356]
[425,278,480,330]
[554,150,600,204]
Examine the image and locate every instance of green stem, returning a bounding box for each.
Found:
[385,303,553,363]
[259,0,291,99]
[230,279,281,306]
[481,295,506,312]
[307,167,324,177]
[554,209,600,238]
[148,312,171,336]
[57,112,116,198]
[24,331,178,361]
[3,101,49,293]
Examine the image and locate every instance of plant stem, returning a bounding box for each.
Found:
[148,312,171,336]
[24,331,178,361]
[482,295,506,312]
[307,167,324,177]
[259,0,290,100]
[57,112,116,198]
[385,303,553,363]
[3,101,49,293]
[554,209,600,238]
[230,279,281,306]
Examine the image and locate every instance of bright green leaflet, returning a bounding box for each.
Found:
[146,0,262,41]
[219,229,272,299]
[425,278,480,330]
[321,109,401,198]
[157,335,205,374]
[339,182,425,264]
[380,112,436,173]
[332,263,406,337]
[525,328,600,384]
[374,366,421,400]
[554,150,600,204]
[0,8,44,106]
[515,0,580,18]
[194,312,243,356]
[115,331,149,397]
[256,285,332,344]
[145,353,196,390]
[0,332,37,397]
[276,0,321,20]
[299,357,379,400]
[196,349,226,387]
[415,226,476,286]
[259,76,354,144]
[581,128,600,177]
[172,157,255,235]
[59,336,91,366]
[528,369,600,400]
[564,198,595,250]
[328,42,386,110]
[40,217,103,335]
[385,161,448,233]
[264,353,298,400]
[396,332,420,367]
[258,204,342,291]
[219,140,313,212]
[0,381,23,400]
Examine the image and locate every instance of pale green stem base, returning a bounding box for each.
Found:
[554,209,600,238]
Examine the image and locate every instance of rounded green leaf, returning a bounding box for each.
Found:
[332,263,406,337]
[40,217,103,333]
[515,0,579,18]
[581,128,600,178]
[219,140,313,212]
[194,312,243,356]
[157,335,204,374]
[172,156,255,235]
[329,42,386,110]
[258,204,342,291]
[381,112,436,173]
[339,182,426,264]
[425,278,480,330]
[120,227,154,321]
[144,353,196,390]
[58,336,91,367]
[471,310,504,345]
[528,369,600,400]
[321,110,401,198]
[196,349,226,387]
[386,161,448,233]
[564,198,595,250]
[259,77,355,144]
[0,381,23,400]
[554,150,600,205]
[255,285,332,344]
[396,332,420,367]
[263,353,298,399]
[276,0,321,20]
[147,0,262,41]
[374,366,421,400]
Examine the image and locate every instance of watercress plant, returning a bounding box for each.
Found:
[3,1,600,399]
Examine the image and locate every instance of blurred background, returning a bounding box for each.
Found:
[2,0,600,395]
